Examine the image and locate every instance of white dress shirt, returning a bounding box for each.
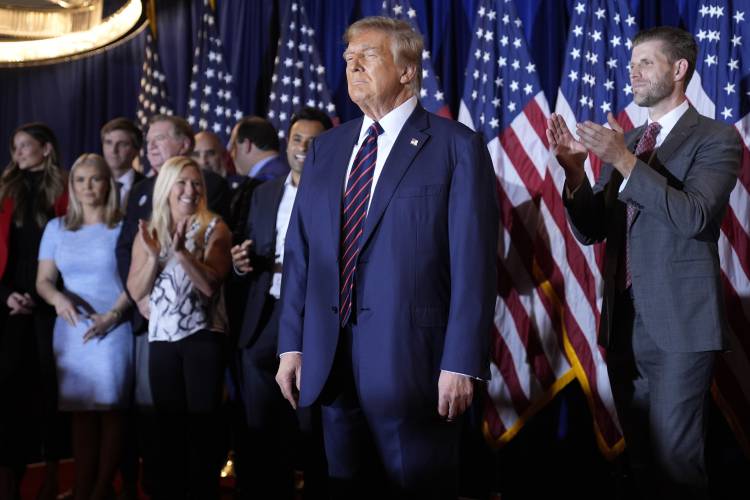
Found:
[344,96,418,208]
[270,173,298,299]
[116,169,136,208]
[620,99,689,190]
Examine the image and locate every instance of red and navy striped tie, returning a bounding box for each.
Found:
[339,122,383,326]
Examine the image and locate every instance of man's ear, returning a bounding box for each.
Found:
[180,137,193,156]
[400,64,417,85]
[674,58,689,83]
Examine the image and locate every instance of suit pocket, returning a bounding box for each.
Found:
[670,258,716,277]
[411,306,448,328]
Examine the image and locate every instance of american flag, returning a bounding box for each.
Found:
[686,0,750,457]
[381,0,451,117]
[186,0,244,143]
[267,1,337,139]
[136,28,174,129]
[458,0,607,451]
[136,27,174,174]
[551,0,653,457]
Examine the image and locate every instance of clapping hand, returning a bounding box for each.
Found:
[546,113,588,188]
[138,219,160,258]
[171,217,189,256]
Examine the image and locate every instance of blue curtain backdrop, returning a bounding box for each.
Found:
[0,0,697,168]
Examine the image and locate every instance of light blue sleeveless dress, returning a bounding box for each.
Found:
[39,218,133,411]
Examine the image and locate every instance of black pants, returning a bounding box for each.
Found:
[0,310,67,466]
[149,330,225,500]
[234,296,297,500]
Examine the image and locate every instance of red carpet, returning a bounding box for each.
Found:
[19,459,237,500]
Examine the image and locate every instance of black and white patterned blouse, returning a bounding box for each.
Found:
[148,217,227,342]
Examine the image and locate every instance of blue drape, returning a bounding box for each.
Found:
[0,0,696,168]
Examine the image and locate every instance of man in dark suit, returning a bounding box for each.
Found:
[192,130,231,178]
[100,116,145,500]
[100,117,144,209]
[114,114,230,496]
[230,107,332,499]
[226,117,288,245]
[547,26,741,499]
[231,116,289,182]
[275,17,498,499]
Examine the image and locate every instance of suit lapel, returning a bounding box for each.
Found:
[654,105,698,168]
[629,105,697,227]
[266,176,287,244]
[359,106,430,251]
[328,118,364,251]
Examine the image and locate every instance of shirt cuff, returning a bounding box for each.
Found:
[279,351,302,357]
[441,369,484,381]
[232,262,248,276]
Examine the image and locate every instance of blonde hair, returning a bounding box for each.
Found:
[344,16,423,95]
[150,156,213,254]
[64,153,122,231]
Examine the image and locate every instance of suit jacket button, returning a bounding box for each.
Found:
[331,306,338,313]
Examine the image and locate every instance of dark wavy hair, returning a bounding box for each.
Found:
[0,123,65,228]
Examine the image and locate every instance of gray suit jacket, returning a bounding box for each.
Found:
[565,105,741,352]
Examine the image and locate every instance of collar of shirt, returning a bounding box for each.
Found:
[283,171,295,189]
[117,169,135,191]
[249,154,279,178]
[357,95,418,145]
[647,99,689,148]
[345,95,418,206]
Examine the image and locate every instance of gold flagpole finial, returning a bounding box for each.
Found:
[147,0,158,38]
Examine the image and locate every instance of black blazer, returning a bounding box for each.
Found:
[236,175,287,348]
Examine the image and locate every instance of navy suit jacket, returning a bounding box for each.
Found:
[277,105,499,415]
[237,175,287,348]
[255,155,289,182]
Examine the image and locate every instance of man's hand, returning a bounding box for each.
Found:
[546,113,588,190]
[576,113,637,177]
[230,240,254,274]
[437,371,474,422]
[276,352,302,409]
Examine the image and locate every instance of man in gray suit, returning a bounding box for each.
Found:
[546,26,741,499]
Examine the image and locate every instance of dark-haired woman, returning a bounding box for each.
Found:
[0,123,68,500]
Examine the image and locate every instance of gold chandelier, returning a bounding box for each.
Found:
[0,0,143,65]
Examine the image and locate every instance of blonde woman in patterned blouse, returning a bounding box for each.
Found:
[127,156,231,500]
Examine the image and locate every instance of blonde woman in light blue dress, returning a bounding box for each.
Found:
[37,154,132,500]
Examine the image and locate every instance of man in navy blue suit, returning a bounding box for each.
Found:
[230,107,332,499]
[275,16,498,499]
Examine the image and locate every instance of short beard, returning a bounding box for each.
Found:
[634,76,674,107]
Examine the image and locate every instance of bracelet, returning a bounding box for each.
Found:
[109,309,122,321]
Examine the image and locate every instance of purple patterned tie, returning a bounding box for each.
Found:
[624,121,662,289]
[339,122,383,326]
